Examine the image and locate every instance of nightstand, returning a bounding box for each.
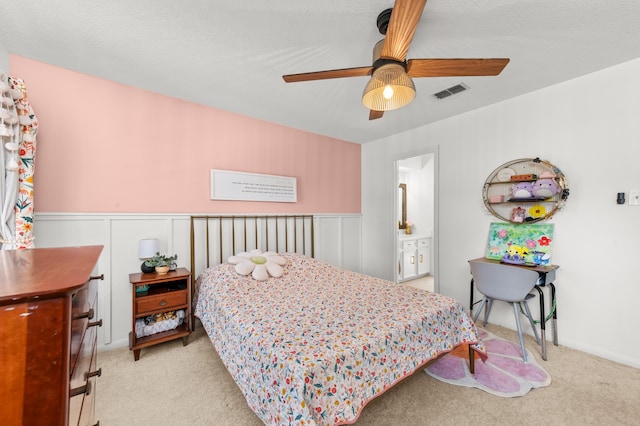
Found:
[129,268,192,361]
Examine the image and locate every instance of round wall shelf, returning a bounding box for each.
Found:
[483,157,569,223]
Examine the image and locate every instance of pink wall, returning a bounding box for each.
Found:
[9,55,360,214]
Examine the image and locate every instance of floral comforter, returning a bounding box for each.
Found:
[194,254,482,425]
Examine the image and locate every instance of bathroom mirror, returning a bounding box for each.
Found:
[398,183,407,229]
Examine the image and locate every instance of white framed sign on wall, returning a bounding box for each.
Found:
[210,169,297,203]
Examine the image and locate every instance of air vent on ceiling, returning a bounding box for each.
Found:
[433,83,468,99]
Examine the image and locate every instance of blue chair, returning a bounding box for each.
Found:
[469,260,541,362]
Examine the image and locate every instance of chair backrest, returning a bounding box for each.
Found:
[469,260,540,302]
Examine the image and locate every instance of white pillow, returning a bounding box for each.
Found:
[227,249,286,281]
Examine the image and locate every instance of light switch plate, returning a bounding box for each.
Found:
[629,190,640,206]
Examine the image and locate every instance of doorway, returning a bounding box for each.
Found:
[395,150,437,292]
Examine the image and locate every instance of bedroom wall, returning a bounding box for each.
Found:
[9,55,360,214]
[362,57,640,369]
[0,43,8,71]
[8,55,362,349]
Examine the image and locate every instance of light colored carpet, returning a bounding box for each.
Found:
[97,324,640,425]
[401,275,434,292]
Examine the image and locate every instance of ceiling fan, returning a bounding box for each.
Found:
[282,0,510,120]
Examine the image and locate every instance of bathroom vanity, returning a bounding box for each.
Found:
[398,234,431,281]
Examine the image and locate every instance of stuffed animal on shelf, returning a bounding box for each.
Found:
[512,182,533,198]
[532,178,558,198]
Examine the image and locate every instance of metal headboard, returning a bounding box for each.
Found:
[189,215,314,329]
[189,215,315,280]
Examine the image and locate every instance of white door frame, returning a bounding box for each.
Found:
[393,146,439,292]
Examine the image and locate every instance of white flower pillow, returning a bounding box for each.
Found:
[228,249,286,281]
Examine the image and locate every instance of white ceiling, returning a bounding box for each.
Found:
[1,0,639,144]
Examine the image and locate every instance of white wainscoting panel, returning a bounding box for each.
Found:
[34,213,361,350]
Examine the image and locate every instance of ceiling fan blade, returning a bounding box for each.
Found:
[380,0,427,61]
[369,110,384,120]
[407,58,510,77]
[283,66,372,83]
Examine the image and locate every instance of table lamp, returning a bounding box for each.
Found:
[138,238,159,274]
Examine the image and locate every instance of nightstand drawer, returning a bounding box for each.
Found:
[136,290,187,315]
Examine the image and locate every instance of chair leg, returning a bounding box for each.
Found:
[521,301,541,345]
[512,302,528,363]
[483,299,494,326]
[472,297,488,323]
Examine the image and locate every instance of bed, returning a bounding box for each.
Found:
[190,215,482,425]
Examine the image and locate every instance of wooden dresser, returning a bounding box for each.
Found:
[0,246,103,426]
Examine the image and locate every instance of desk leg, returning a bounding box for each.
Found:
[549,283,558,346]
[469,278,474,316]
[534,285,547,361]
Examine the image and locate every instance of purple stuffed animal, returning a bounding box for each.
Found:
[512,182,533,198]
[532,178,558,198]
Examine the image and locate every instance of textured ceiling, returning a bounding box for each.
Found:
[1,0,639,144]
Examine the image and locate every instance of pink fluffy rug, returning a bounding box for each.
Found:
[425,328,551,397]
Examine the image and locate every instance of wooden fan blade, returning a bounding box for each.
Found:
[369,110,384,120]
[283,66,372,83]
[380,0,427,61]
[407,58,510,77]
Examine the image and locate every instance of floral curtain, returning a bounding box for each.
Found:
[0,70,38,250]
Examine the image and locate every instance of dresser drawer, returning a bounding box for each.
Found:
[71,279,98,320]
[69,326,97,426]
[68,378,83,426]
[78,346,98,426]
[136,290,187,316]
[70,280,98,374]
[69,319,97,426]
[70,324,96,390]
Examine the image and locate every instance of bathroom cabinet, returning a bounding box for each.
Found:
[398,236,431,281]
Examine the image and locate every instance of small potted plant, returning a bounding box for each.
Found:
[144,253,178,275]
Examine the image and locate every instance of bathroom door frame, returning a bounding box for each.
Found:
[393,146,439,292]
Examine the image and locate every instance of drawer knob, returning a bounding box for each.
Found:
[74,308,94,320]
[91,274,105,281]
[70,381,92,397]
[88,319,103,328]
[85,368,102,380]
[159,300,167,306]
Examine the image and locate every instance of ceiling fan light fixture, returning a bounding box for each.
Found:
[362,63,416,111]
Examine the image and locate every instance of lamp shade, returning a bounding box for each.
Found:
[362,63,416,111]
[138,238,159,259]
